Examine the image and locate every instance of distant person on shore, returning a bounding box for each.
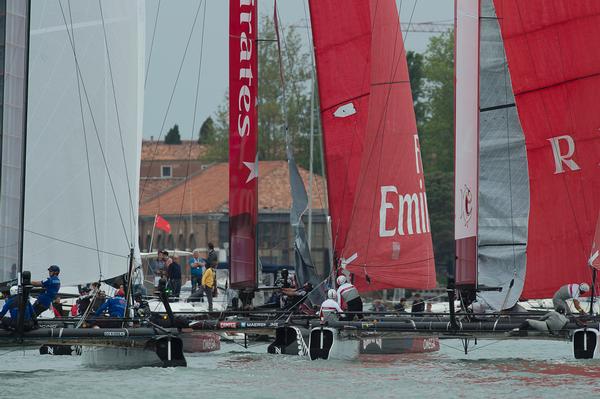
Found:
[336,275,363,320]
[275,268,295,289]
[319,289,344,322]
[552,283,589,315]
[202,263,217,312]
[167,255,182,298]
[189,250,205,294]
[411,293,425,314]
[394,297,407,313]
[51,296,64,318]
[207,243,218,268]
[153,250,168,287]
[425,302,433,313]
[31,265,61,316]
[371,299,386,313]
[0,286,35,331]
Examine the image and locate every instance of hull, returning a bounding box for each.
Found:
[268,326,309,356]
[359,335,440,354]
[309,327,359,361]
[180,330,220,353]
[81,346,164,368]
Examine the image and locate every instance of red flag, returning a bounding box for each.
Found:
[155,215,171,234]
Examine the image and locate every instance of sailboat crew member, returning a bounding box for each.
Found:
[92,289,126,328]
[31,265,61,316]
[0,286,35,331]
[552,283,590,315]
[319,289,344,322]
[336,275,363,320]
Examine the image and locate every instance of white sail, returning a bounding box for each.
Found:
[24,0,145,286]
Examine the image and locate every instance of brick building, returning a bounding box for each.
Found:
[138,159,331,275]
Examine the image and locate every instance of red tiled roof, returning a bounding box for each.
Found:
[141,140,207,161]
[139,161,327,216]
[139,178,184,204]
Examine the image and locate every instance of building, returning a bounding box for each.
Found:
[140,139,207,203]
[138,159,331,275]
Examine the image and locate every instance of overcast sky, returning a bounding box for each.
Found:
[143,0,454,141]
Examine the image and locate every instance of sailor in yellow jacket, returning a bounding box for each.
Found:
[201,263,216,312]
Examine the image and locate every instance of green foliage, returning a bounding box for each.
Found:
[198,117,216,144]
[165,124,182,144]
[406,51,426,124]
[203,16,322,175]
[417,30,455,278]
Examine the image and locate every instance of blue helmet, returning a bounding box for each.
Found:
[48,265,60,273]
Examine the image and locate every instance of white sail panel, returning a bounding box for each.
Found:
[24,0,144,285]
[454,0,479,241]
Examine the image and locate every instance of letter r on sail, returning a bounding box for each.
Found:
[548,135,580,174]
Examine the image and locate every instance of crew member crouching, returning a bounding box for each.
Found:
[336,275,363,320]
[0,286,35,331]
[319,289,344,322]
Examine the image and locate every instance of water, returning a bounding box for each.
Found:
[1,340,599,398]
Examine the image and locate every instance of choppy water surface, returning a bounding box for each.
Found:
[1,339,599,399]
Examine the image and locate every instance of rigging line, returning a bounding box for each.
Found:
[139,1,203,205]
[99,0,136,245]
[176,0,207,236]
[58,0,130,248]
[25,229,128,259]
[145,0,161,89]
[402,0,418,45]
[64,0,103,279]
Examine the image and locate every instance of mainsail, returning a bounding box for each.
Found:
[308,0,371,258]
[454,0,600,306]
[24,1,144,286]
[229,0,258,289]
[312,0,436,291]
[0,1,30,282]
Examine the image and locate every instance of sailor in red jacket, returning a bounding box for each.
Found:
[336,275,363,320]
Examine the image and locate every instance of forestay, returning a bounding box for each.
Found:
[24,0,144,285]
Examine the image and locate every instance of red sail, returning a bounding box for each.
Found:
[341,0,436,291]
[494,1,600,298]
[308,0,371,258]
[229,0,258,288]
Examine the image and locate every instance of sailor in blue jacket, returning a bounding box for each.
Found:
[32,265,61,316]
[0,286,35,331]
[94,289,126,318]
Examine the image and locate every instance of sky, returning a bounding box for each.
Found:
[143,0,454,141]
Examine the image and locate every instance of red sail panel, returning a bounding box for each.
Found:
[308,0,371,258]
[229,0,258,288]
[494,0,600,298]
[342,0,436,291]
[591,211,600,270]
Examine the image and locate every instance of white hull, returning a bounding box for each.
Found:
[309,327,360,361]
[81,346,164,368]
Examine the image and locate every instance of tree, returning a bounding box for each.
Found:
[165,124,182,144]
[198,117,216,144]
[407,51,426,124]
[418,30,455,278]
[203,16,321,174]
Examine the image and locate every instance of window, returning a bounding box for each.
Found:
[161,165,172,178]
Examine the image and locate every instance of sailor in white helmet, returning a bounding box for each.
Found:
[552,282,590,315]
[319,289,344,322]
[336,275,363,320]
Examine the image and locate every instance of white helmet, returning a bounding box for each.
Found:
[336,275,347,286]
[9,286,18,296]
[579,283,590,293]
[327,289,337,300]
